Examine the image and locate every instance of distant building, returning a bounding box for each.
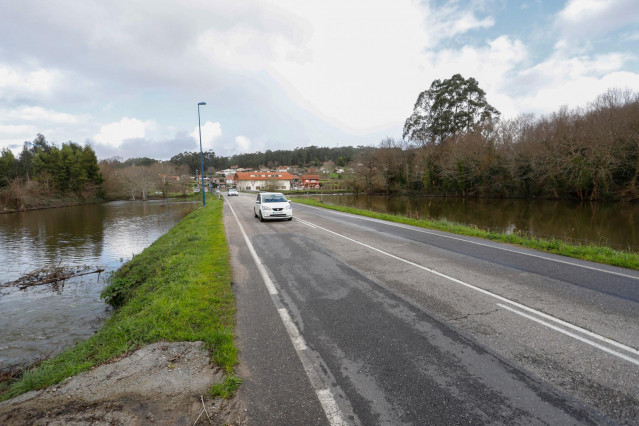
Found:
[290,174,301,189]
[234,171,293,191]
[300,174,320,188]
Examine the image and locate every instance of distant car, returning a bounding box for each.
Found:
[228,188,238,196]
[254,192,293,221]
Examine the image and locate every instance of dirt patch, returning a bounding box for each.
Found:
[0,342,245,425]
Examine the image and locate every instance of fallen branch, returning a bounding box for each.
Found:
[1,265,105,290]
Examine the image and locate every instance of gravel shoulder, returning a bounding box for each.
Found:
[0,342,245,425]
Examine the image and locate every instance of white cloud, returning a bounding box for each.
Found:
[423,4,495,47]
[513,60,639,115]
[269,0,428,132]
[0,124,34,135]
[195,24,303,72]
[8,106,79,124]
[558,0,609,21]
[191,121,222,152]
[0,64,61,100]
[94,117,154,148]
[235,135,252,152]
[0,125,38,152]
[554,0,639,45]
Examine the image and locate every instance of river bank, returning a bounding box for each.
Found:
[0,197,241,423]
[0,190,200,214]
[292,198,639,270]
[0,192,104,214]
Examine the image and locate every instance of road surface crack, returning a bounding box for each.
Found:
[451,308,499,322]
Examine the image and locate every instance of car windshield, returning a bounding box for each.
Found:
[264,195,287,203]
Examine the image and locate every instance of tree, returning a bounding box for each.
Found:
[403,74,500,145]
[0,148,17,187]
[120,165,156,200]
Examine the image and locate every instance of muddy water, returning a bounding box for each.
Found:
[0,200,199,369]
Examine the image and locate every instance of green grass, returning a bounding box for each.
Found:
[1,198,238,401]
[291,198,639,270]
[210,374,243,399]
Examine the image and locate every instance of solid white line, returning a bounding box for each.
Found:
[293,202,639,281]
[225,199,349,426]
[229,202,278,295]
[497,304,639,366]
[294,216,639,362]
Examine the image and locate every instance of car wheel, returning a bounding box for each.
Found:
[287,217,293,221]
[259,212,264,222]
[254,209,258,218]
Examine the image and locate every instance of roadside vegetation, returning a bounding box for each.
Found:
[0,198,239,401]
[292,198,639,270]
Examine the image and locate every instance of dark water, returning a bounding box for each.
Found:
[0,200,199,369]
[298,195,639,252]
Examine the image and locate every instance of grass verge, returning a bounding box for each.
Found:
[292,198,639,270]
[1,198,239,401]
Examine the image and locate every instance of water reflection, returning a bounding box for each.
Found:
[0,200,199,369]
[301,195,639,251]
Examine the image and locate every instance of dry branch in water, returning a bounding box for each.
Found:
[1,265,105,290]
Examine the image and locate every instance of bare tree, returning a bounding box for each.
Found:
[120,165,156,200]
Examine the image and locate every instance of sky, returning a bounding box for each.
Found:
[1,0,638,160]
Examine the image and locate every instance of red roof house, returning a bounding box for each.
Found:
[234,171,293,191]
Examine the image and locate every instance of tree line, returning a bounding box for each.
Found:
[349,87,639,201]
[98,158,192,201]
[169,145,361,173]
[95,145,364,200]
[0,135,103,210]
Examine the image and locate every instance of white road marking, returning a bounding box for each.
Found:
[497,304,639,366]
[279,308,308,351]
[225,199,350,426]
[294,202,639,281]
[295,216,639,364]
[299,219,318,228]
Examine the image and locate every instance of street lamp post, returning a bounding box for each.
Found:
[208,152,213,195]
[197,102,207,206]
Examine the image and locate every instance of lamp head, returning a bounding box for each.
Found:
[198,102,206,106]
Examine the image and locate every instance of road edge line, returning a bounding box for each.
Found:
[225,198,350,426]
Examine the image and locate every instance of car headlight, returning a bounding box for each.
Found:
[262,205,272,211]
[284,204,291,210]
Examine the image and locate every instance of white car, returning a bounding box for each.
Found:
[254,192,293,221]
[227,188,238,196]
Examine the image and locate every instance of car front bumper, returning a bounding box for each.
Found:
[261,210,293,219]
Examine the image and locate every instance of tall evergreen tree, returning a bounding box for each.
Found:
[403,74,500,145]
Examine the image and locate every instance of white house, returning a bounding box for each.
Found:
[234,171,293,191]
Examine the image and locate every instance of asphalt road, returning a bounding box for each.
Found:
[224,193,639,425]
